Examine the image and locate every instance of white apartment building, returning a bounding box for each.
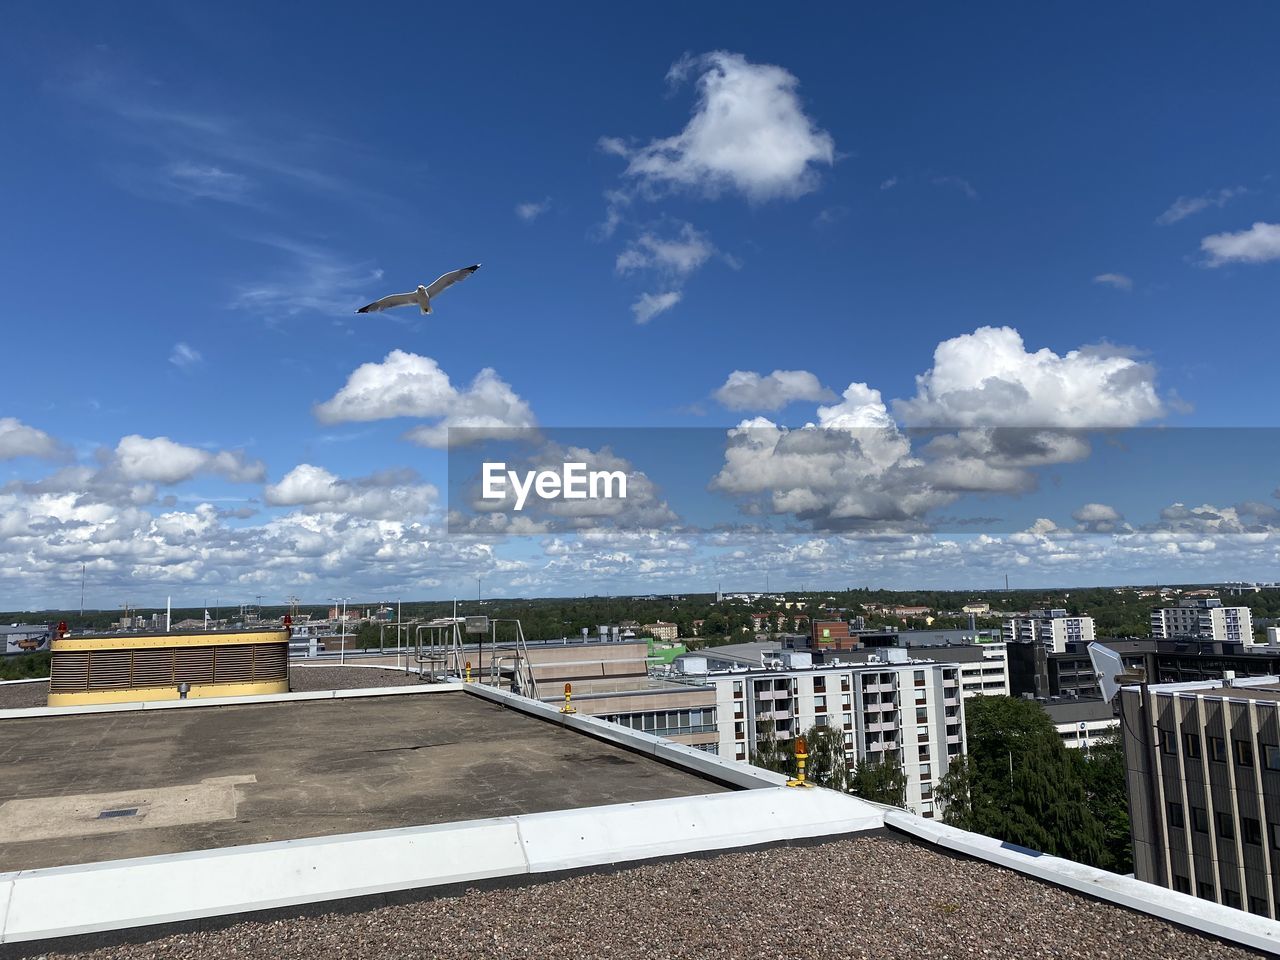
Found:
[953,643,1010,698]
[1002,609,1095,653]
[1150,598,1254,644]
[698,650,964,819]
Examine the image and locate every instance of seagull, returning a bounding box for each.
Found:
[356,263,481,315]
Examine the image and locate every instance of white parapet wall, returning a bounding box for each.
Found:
[0,787,884,944]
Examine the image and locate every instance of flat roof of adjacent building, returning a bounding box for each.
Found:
[0,690,726,873]
[14,834,1265,960]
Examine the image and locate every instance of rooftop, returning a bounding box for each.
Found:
[12,835,1263,960]
[0,689,725,873]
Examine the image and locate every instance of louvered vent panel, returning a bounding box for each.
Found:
[131,647,176,686]
[87,650,134,688]
[252,644,288,680]
[213,644,255,683]
[49,652,90,691]
[174,646,215,684]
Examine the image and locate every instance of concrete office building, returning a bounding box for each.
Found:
[1042,698,1118,750]
[1002,609,1095,654]
[1120,675,1280,917]
[1151,598,1254,644]
[680,650,964,818]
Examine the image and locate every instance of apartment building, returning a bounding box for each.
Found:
[1120,675,1280,917]
[685,650,964,818]
[1002,609,1096,654]
[1152,598,1254,644]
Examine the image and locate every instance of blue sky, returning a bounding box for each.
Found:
[2,3,1280,608]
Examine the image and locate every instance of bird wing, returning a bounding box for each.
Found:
[356,292,418,314]
[424,263,481,299]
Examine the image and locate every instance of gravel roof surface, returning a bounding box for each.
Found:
[286,665,426,691]
[0,680,48,710]
[24,836,1264,960]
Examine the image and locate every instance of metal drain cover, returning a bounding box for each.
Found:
[96,807,139,820]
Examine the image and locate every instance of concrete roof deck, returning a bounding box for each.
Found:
[9,834,1264,960]
[0,690,726,872]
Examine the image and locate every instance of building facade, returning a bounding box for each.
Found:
[690,652,964,818]
[1002,609,1096,654]
[1120,676,1280,917]
[1151,598,1254,644]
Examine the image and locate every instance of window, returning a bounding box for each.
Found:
[1198,881,1215,900]
[1270,823,1280,850]
[915,688,927,704]
[814,695,827,711]
[920,762,932,780]
[1159,730,1177,755]
[916,706,928,723]
[1210,736,1227,762]
[1235,739,1255,767]
[1215,812,1235,839]
[1174,875,1191,895]
[1263,743,1280,771]
[914,670,926,687]
[1223,889,1242,910]
[919,745,930,760]
[1192,807,1209,833]
[1250,897,1269,917]
[917,725,929,743]
[1244,817,1262,845]
[1167,801,1184,827]
[1184,733,1202,759]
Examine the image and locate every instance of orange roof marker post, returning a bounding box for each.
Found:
[787,734,814,788]
[561,682,577,714]
[465,660,473,683]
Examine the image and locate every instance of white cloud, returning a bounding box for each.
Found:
[616,223,715,276]
[631,291,682,325]
[1200,222,1280,267]
[1155,187,1245,225]
[1073,502,1125,533]
[894,326,1165,428]
[1092,273,1133,291]
[266,464,437,519]
[233,237,383,318]
[515,198,551,221]
[169,342,202,368]
[714,370,836,411]
[608,51,834,201]
[0,419,65,461]
[880,177,898,191]
[109,435,266,485]
[164,162,254,204]
[313,350,536,447]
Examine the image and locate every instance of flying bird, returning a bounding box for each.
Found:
[356,263,481,315]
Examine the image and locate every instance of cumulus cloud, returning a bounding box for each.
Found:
[606,51,834,201]
[1092,273,1133,291]
[515,198,551,221]
[1073,502,1125,533]
[1155,187,1245,226]
[714,370,837,411]
[708,327,1171,533]
[893,326,1165,428]
[0,418,65,461]
[631,291,682,325]
[265,464,437,519]
[1200,222,1280,267]
[314,350,535,446]
[108,435,265,485]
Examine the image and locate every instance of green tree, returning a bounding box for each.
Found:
[1072,731,1132,873]
[936,696,1107,868]
[801,725,850,792]
[749,717,794,776]
[849,756,907,807]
